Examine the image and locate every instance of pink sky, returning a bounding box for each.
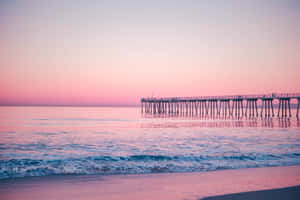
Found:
[0,1,300,106]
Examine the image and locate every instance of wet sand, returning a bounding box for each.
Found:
[1,165,300,200]
[201,185,300,200]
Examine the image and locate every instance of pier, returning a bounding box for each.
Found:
[141,93,300,118]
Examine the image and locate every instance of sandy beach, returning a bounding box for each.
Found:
[201,185,300,200]
[1,165,300,200]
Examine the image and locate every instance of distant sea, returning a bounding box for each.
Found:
[0,106,300,179]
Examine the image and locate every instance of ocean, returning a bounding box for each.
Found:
[0,106,300,179]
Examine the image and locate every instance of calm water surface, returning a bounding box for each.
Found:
[0,106,299,179]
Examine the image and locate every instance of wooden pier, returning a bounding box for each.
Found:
[141,93,300,118]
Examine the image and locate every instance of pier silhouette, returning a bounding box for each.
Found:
[141,93,300,118]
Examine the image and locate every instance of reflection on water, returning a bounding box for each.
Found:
[142,111,299,129]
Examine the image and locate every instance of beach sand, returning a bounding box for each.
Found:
[201,185,300,200]
[1,165,300,200]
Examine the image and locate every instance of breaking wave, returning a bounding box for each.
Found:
[1,153,300,179]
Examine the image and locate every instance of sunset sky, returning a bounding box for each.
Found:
[0,0,299,106]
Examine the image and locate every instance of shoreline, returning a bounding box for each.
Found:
[1,165,300,200]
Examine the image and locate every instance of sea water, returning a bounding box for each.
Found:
[0,106,300,179]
